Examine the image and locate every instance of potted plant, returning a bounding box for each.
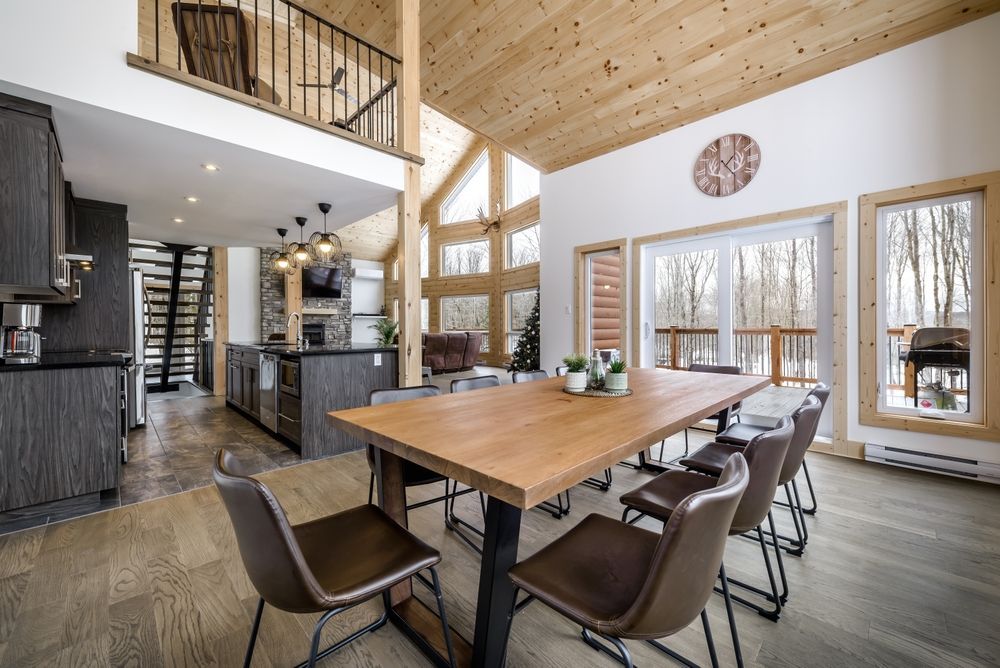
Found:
[562,353,588,392]
[605,359,628,391]
[369,318,399,346]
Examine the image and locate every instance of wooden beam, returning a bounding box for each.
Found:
[212,247,228,397]
[285,268,303,342]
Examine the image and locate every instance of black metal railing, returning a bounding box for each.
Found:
[142,0,399,148]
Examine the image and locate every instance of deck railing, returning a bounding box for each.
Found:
[139,0,399,148]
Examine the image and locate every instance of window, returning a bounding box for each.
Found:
[506,288,538,353]
[441,151,489,225]
[441,295,489,352]
[506,154,540,209]
[859,171,1000,442]
[420,226,429,279]
[507,223,540,268]
[392,260,398,281]
[392,297,429,332]
[875,192,983,422]
[442,239,490,276]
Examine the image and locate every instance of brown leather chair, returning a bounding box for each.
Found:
[716,382,829,516]
[422,332,483,373]
[366,386,485,553]
[512,369,549,383]
[507,454,749,668]
[657,363,742,462]
[621,417,794,667]
[212,449,456,668]
[683,395,823,556]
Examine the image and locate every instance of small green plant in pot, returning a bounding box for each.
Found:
[562,353,588,392]
[369,318,399,346]
[605,359,628,391]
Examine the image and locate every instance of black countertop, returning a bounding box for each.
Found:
[0,351,132,372]
[226,342,397,356]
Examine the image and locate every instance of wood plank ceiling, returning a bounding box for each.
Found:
[298,0,999,172]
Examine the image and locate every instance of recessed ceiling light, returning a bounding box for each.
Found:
[172,217,184,224]
[201,163,220,172]
[185,196,199,203]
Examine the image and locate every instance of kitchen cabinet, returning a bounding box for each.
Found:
[0,92,69,296]
[226,347,260,417]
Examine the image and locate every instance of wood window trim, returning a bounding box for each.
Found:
[630,202,852,458]
[574,239,628,359]
[858,171,1000,441]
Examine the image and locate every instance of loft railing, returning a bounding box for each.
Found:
[139,0,399,148]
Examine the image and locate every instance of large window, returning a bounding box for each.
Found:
[506,288,538,352]
[441,151,489,225]
[442,239,490,276]
[507,223,540,268]
[875,192,983,422]
[420,226,429,279]
[442,295,489,352]
[506,154,540,209]
[392,297,429,331]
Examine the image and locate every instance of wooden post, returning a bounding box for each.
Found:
[396,0,422,387]
[770,324,782,386]
[669,326,679,369]
[212,247,228,396]
[903,322,916,398]
[285,268,302,342]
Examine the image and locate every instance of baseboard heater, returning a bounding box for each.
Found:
[865,443,1000,484]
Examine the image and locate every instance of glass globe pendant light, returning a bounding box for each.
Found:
[288,216,316,267]
[309,202,343,262]
[267,228,297,275]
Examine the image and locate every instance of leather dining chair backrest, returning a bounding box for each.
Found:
[367,386,443,486]
[555,366,568,377]
[807,382,831,424]
[451,375,501,392]
[729,415,794,534]
[688,363,743,412]
[512,370,549,383]
[778,395,823,484]
[614,453,749,638]
[213,449,327,613]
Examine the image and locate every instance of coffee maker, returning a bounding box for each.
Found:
[1,304,42,364]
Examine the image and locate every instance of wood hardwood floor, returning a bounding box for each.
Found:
[0,402,998,666]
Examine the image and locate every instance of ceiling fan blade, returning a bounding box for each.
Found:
[332,67,346,87]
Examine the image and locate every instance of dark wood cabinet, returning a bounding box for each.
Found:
[0,365,121,512]
[0,93,68,296]
[242,358,260,418]
[226,346,261,417]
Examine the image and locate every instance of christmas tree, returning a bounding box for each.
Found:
[509,292,540,372]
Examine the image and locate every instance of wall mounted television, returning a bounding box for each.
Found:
[302,266,344,299]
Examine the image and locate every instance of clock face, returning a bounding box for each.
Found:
[694,134,760,197]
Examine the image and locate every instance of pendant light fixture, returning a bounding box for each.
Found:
[268,227,297,275]
[288,216,316,267]
[309,202,343,262]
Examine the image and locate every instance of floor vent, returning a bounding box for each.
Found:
[865,443,1000,484]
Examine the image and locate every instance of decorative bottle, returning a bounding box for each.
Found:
[589,349,605,389]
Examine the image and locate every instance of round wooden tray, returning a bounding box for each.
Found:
[562,387,633,398]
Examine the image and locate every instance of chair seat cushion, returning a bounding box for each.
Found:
[509,513,659,632]
[293,504,440,608]
[715,423,768,446]
[679,443,746,476]
[619,471,715,522]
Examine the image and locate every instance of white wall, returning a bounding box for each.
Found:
[351,259,385,343]
[541,14,1000,463]
[227,248,261,343]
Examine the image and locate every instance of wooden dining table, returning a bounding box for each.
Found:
[328,367,770,668]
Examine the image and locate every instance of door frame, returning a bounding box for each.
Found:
[574,238,627,359]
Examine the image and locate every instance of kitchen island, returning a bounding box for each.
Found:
[225,342,397,460]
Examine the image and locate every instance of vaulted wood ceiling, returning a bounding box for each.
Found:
[299,0,999,172]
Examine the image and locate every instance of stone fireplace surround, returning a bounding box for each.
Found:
[259,248,353,345]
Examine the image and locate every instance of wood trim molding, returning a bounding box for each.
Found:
[858,170,1000,442]
[126,53,424,166]
[630,202,853,458]
[284,268,302,342]
[574,239,628,360]
[212,247,228,397]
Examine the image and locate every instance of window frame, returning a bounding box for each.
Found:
[859,171,1000,441]
[440,150,490,225]
[505,153,540,210]
[440,238,491,277]
[505,287,538,353]
[440,294,490,352]
[506,222,541,270]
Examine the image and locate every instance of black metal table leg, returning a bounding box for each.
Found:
[472,497,523,668]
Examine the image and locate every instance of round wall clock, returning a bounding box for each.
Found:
[693,133,760,197]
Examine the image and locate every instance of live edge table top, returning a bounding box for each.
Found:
[328,368,770,510]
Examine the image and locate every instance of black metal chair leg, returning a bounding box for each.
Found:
[718,564,744,668]
[581,629,635,668]
[429,567,457,668]
[700,608,720,668]
[718,525,782,621]
[767,511,789,604]
[305,607,343,668]
[791,479,809,542]
[800,459,818,514]
[367,472,374,505]
[243,597,265,668]
[782,483,806,556]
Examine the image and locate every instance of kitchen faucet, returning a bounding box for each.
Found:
[286,311,305,350]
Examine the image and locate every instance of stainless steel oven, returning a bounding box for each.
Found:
[279,358,300,397]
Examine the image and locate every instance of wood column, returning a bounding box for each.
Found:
[395,0,422,386]
[285,268,302,342]
[212,247,228,396]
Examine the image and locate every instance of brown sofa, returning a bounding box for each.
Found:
[422,332,483,373]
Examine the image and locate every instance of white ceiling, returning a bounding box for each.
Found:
[2,84,400,248]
